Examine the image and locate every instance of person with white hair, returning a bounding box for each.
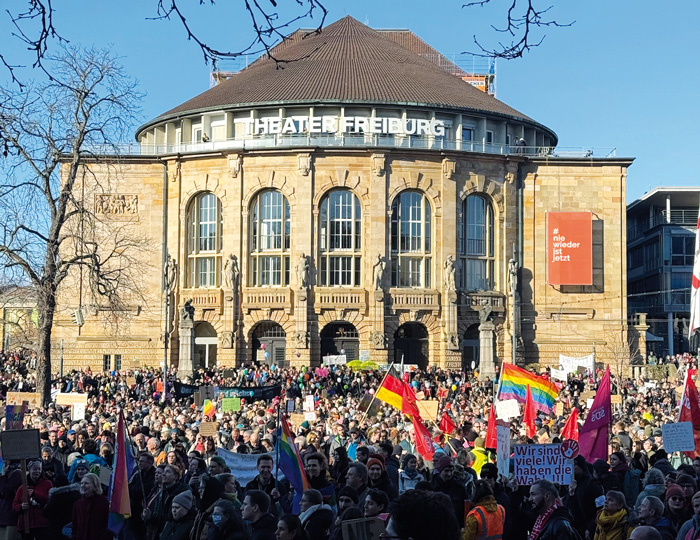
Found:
[71,472,109,540]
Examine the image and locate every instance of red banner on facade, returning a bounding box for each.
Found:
[547,212,592,285]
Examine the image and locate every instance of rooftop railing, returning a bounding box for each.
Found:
[627,209,699,241]
[84,134,616,158]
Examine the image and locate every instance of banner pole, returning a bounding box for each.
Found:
[359,362,395,424]
[274,406,280,489]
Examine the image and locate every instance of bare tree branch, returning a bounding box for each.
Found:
[463,0,573,59]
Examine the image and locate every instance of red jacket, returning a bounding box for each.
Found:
[12,475,52,530]
[72,494,110,540]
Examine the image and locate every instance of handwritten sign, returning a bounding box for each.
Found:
[550,368,568,382]
[6,392,41,409]
[222,398,241,412]
[496,399,520,420]
[513,443,573,485]
[496,422,511,479]
[416,400,439,421]
[199,421,218,437]
[611,394,622,404]
[662,422,695,453]
[216,447,275,486]
[55,393,88,406]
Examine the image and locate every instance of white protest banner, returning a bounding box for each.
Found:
[513,443,573,485]
[495,399,520,420]
[216,447,276,486]
[72,402,86,421]
[662,422,695,453]
[559,354,594,374]
[550,368,568,382]
[496,421,511,479]
[323,355,347,366]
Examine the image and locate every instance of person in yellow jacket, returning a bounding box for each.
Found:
[594,490,635,540]
[463,481,506,540]
[469,437,494,476]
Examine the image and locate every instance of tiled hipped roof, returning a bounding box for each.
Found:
[157,16,536,124]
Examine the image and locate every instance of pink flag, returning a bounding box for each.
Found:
[679,371,700,458]
[690,202,700,341]
[579,366,611,462]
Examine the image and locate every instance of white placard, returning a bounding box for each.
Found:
[662,422,695,453]
[303,395,315,412]
[216,447,277,486]
[304,411,317,421]
[513,444,573,485]
[72,402,86,421]
[586,398,595,409]
[495,399,520,420]
[359,350,370,362]
[550,368,568,382]
[496,423,511,479]
[323,355,347,366]
[559,354,594,374]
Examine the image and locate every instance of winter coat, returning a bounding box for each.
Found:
[398,469,422,495]
[367,471,398,500]
[71,494,110,540]
[12,475,52,531]
[158,508,196,540]
[249,513,277,540]
[566,472,604,539]
[44,482,82,536]
[593,508,633,540]
[431,474,469,525]
[635,484,666,511]
[0,467,22,527]
[533,506,579,540]
[463,496,505,540]
[300,504,335,540]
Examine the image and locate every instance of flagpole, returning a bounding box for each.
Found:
[360,362,395,424]
[275,405,280,490]
[122,409,148,505]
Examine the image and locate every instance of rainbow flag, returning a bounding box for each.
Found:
[497,363,558,413]
[277,415,310,495]
[108,411,133,534]
[203,399,216,418]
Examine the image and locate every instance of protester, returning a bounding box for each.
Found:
[528,479,579,540]
[276,515,307,540]
[593,490,633,540]
[241,490,277,540]
[463,480,506,540]
[209,499,250,540]
[12,460,52,540]
[298,490,334,540]
[71,473,109,540]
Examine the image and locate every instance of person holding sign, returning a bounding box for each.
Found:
[12,460,52,540]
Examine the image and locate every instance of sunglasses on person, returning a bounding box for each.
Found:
[669,496,684,502]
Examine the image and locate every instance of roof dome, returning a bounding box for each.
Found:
[138,16,554,140]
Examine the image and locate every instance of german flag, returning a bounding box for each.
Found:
[375,372,404,410]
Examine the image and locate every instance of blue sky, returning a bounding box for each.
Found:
[2,0,698,202]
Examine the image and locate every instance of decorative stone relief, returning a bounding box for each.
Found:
[297,153,312,176]
[95,194,138,216]
[371,153,386,176]
[228,154,243,178]
[446,332,460,350]
[294,331,309,349]
[369,331,386,349]
[221,331,234,349]
[442,158,456,180]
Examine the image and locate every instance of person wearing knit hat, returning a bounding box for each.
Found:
[337,486,359,513]
[431,454,469,525]
[665,484,691,531]
[367,456,398,500]
[161,489,197,539]
[209,456,229,475]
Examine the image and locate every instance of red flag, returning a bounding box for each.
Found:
[561,407,579,441]
[439,411,456,434]
[579,366,611,462]
[523,385,537,439]
[679,371,700,458]
[412,415,435,460]
[437,386,449,401]
[401,381,421,418]
[484,404,497,449]
[689,201,700,340]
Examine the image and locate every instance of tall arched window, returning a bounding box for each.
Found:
[318,190,362,286]
[250,190,290,286]
[186,192,222,288]
[390,191,431,288]
[460,194,494,290]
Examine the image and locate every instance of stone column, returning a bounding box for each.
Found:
[178,301,195,377]
[479,320,496,380]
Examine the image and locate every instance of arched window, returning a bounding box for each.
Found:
[318,190,362,286]
[186,192,222,288]
[390,191,431,288]
[250,190,290,286]
[460,194,494,290]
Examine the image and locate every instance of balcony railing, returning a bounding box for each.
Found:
[628,209,700,241]
[84,136,615,159]
[243,287,292,313]
[313,288,367,313]
[389,289,440,311]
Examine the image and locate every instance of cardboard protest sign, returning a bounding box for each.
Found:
[6,392,41,409]
[199,421,218,437]
[416,400,439,421]
[55,393,88,406]
[662,422,695,453]
[513,443,573,485]
[610,394,622,404]
[342,517,385,540]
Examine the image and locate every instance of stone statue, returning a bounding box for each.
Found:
[369,331,386,349]
[373,254,385,290]
[180,298,194,322]
[223,254,239,289]
[508,257,519,296]
[296,253,309,289]
[164,254,177,294]
[479,298,492,324]
[443,255,456,291]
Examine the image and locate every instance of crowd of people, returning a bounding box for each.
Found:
[0,349,699,540]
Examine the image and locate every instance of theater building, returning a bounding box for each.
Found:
[54,16,637,375]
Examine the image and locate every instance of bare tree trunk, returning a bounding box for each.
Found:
[36,289,55,406]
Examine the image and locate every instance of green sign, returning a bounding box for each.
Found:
[222,397,242,412]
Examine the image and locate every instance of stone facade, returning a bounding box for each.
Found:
[53,151,633,372]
